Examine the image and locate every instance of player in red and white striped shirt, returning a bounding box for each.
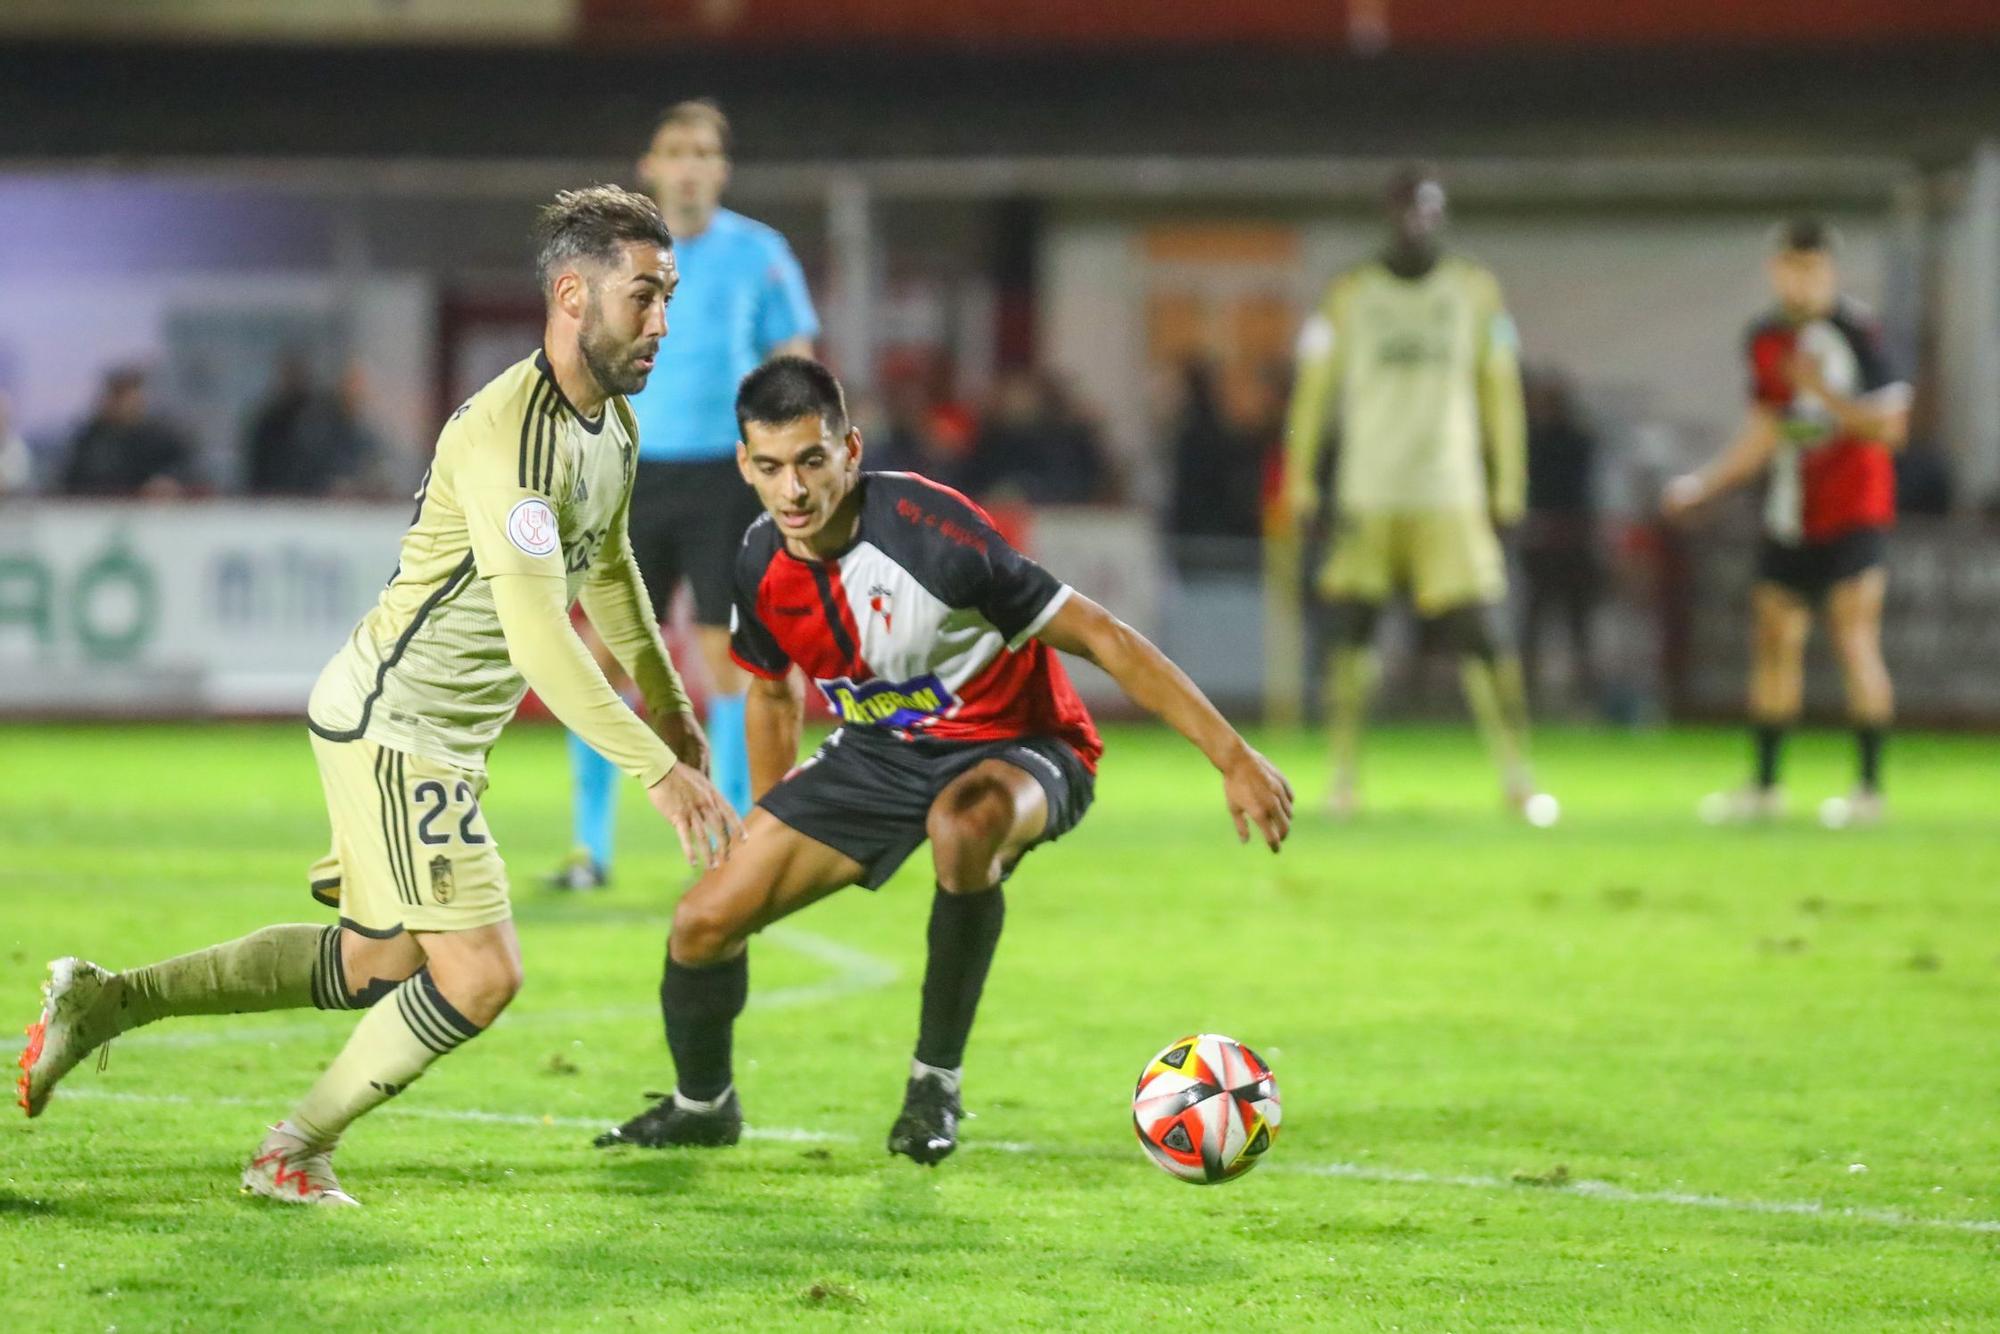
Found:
[1664,219,1910,826]
[594,357,1294,1164]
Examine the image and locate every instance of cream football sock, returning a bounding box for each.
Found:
[287,968,483,1145]
[115,924,352,1033]
[1461,653,1534,792]
[1328,646,1380,796]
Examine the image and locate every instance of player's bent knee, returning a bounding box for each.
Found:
[459,954,524,1017]
[418,928,524,1026]
[425,962,519,1029]
[927,803,1012,856]
[670,893,752,965]
[927,786,1014,862]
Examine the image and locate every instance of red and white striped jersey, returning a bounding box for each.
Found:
[1745,301,1907,545]
[729,472,1102,769]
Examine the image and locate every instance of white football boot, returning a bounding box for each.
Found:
[1697,785,1787,826]
[16,957,123,1118]
[1503,768,1560,827]
[242,1122,360,1207]
[1819,789,1885,829]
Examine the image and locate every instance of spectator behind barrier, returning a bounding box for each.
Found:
[1166,357,1274,542]
[60,367,199,499]
[1519,366,1602,710]
[243,355,386,498]
[969,369,1116,506]
[870,370,981,495]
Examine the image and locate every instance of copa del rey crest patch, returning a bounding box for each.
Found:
[506,498,559,556]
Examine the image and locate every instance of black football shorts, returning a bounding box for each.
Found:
[626,458,767,626]
[759,727,1096,889]
[1756,527,1886,604]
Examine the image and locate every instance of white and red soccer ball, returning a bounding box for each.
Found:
[1131,1034,1281,1184]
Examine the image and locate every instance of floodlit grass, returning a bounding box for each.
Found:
[3,721,1997,1330]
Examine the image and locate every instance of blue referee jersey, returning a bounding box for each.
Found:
[633,207,820,463]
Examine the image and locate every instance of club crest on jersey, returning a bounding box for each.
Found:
[867,584,895,632]
[429,855,455,905]
[506,498,559,557]
[819,674,955,729]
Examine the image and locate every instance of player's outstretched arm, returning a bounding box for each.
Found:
[1036,593,1294,852]
[744,670,804,803]
[1662,408,1782,522]
[579,527,706,772]
[491,571,741,868]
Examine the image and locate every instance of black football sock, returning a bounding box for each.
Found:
[1753,724,1786,791]
[660,953,748,1103]
[914,886,1006,1073]
[1857,726,1885,794]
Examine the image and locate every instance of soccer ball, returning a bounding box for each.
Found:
[1131,1034,1281,1184]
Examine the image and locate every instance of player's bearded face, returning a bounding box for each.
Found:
[578,282,659,398]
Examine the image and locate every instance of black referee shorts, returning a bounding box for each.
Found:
[627,458,766,626]
[1756,527,1887,604]
[760,728,1097,890]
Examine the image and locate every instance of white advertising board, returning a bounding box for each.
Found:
[0,500,1170,718]
[0,501,409,715]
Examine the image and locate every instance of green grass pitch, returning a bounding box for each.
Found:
[3,721,1997,1330]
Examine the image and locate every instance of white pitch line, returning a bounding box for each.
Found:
[1282,1161,2000,1236]
[54,1087,848,1145]
[40,1088,2000,1237]
[0,923,899,1054]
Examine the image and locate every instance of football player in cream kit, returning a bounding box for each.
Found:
[18,186,738,1205]
[1286,165,1547,821]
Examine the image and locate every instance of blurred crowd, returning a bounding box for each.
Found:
[0,354,389,501]
[868,363,1121,509]
[865,352,1286,541]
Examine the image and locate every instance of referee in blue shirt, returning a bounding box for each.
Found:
[556,99,819,891]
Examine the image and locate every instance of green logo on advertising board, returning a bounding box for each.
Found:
[0,540,158,663]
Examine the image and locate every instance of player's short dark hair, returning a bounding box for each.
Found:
[531,185,673,298]
[737,356,849,440]
[1773,216,1842,255]
[652,98,731,155]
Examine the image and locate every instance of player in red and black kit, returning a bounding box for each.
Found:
[593,357,1294,1163]
[1664,219,1911,826]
